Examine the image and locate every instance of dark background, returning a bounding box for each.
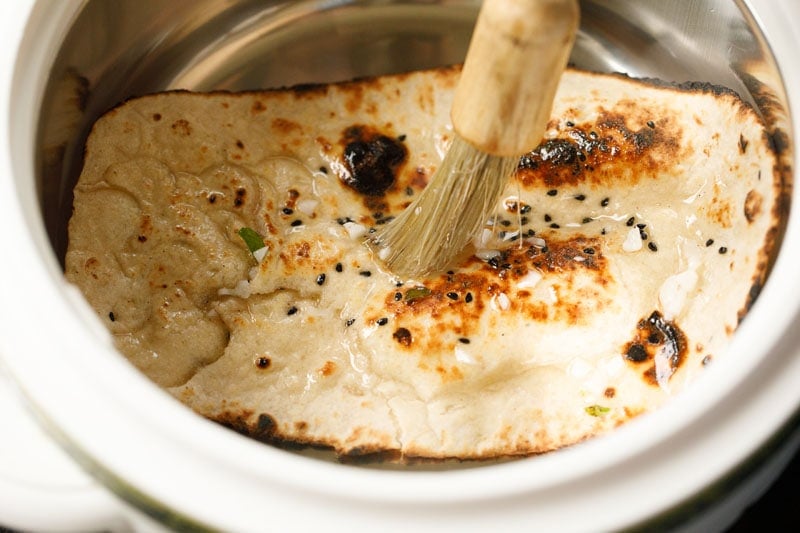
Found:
[727,443,798,531]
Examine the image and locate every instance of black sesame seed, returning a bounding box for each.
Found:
[377,317,389,326]
[335,262,343,272]
[547,189,558,196]
[319,166,329,174]
[465,292,474,303]
[345,318,355,327]
[458,338,471,344]
[108,311,116,322]
[256,357,271,369]
[500,219,512,227]
[565,120,575,127]
[398,134,407,141]
[648,242,658,252]
[287,306,298,315]
[601,197,610,207]
[549,223,560,229]
[544,214,552,222]
[359,270,372,277]
[636,223,646,229]
[647,120,656,129]
[520,204,532,215]
[601,228,607,235]
[706,239,715,247]
[582,217,593,224]
[446,292,459,301]
[290,219,303,227]
[640,230,648,240]
[520,216,529,226]
[541,246,549,253]
[525,229,536,237]
[626,217,635,226]
[394,292,402,301]
[583,248,595,255]
[282,207,294,215]
[719,246,728,254]
[405,186,414,196]
[316,273,326,285]
[574,194,586,201]
[337,216,353,225]
[395,281,404,287]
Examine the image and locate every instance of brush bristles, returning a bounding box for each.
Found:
[373,135,518,278]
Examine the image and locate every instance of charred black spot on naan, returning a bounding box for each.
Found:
[340,125,407,198]
[392,327,413,347]
[517,110,682,189]
[623,311,688,386]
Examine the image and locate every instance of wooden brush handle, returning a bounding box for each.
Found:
[451,0,579,156]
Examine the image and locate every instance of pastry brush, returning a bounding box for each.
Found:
[373,0,579,278]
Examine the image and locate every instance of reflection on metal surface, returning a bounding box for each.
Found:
[37,0,789,259]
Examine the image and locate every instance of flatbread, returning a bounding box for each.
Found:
[65,65,784,461]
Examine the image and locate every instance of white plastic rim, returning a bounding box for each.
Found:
[0,0,798,532]
[0,364,128,532]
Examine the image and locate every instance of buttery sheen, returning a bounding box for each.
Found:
[65,66,785,460]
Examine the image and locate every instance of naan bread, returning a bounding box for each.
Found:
[65,66,784,461]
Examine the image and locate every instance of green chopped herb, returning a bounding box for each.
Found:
[237,227,265,254]
[585,405,610,417]
[405,286,432,301]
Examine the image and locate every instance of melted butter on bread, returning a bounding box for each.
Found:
[65,66,785,460]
